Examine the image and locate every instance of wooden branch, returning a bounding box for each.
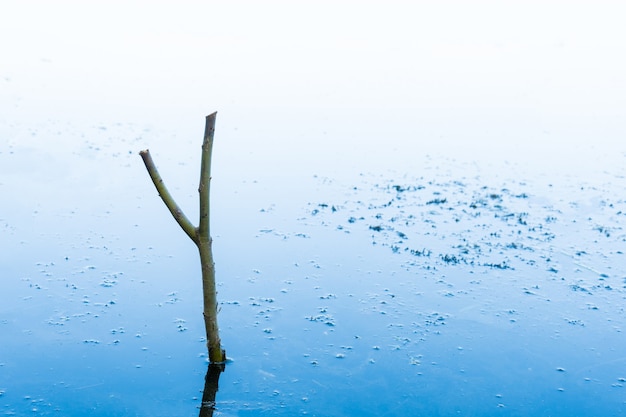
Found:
[139,113,226,364]
[199,112,216,240]
[196,112,225,363]
[139,149,199,244]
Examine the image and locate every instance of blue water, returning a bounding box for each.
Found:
[1,119,625,416]
[3,1,626,413]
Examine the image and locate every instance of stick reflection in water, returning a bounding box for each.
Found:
[199,363,225,417]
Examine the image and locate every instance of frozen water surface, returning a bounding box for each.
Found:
[1,118,624,416]
[1,1,626,415]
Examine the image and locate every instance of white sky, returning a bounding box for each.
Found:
[1,1,625,172]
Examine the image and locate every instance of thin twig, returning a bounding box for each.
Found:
[139,149,198,243]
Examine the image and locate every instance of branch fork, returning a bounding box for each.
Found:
[140,112,226,363]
